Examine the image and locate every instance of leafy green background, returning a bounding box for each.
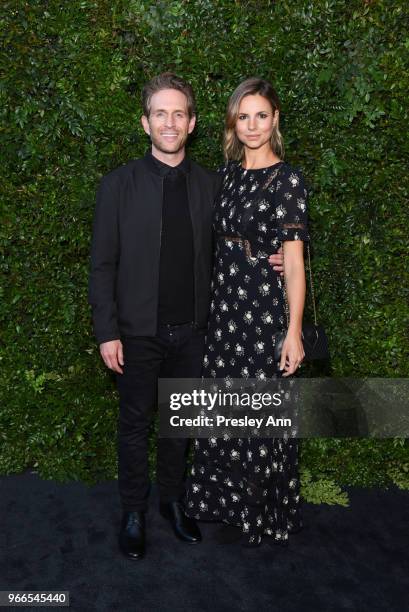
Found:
[1,0,408,504]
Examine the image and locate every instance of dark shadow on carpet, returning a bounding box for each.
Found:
[0,471,408,612]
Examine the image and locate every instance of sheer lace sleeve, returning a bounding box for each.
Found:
[275,166,309,242]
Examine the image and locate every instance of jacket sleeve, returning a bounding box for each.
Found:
[88,176,120,345]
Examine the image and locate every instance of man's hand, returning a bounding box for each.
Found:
[100,339,124,374]
[268,246,284,275]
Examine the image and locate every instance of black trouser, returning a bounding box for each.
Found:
[116,322,206,512]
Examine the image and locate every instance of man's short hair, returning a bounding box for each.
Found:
[141,72,196,118]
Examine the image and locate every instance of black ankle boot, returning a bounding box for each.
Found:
[160,501,202,543]
[119,511,145,560]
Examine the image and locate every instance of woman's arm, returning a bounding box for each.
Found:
[280,240,306,376]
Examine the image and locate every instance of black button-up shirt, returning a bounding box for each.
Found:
[148,152,195,325]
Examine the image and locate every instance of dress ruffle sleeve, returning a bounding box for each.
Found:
[275,166,310,242]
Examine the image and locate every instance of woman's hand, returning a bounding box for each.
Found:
[279,331,304,377]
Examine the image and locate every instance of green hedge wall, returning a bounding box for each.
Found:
[1,0,408,503]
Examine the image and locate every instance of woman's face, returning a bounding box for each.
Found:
[235,94,278,152]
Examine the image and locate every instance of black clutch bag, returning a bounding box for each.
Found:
[273,323,329,362]
[273,243,330,362]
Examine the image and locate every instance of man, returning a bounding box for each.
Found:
[89,73,283,560]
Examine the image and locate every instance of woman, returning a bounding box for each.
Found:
[186,78,309,547]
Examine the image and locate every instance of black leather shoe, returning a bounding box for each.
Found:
[160,501,202,544]
[118,511,145,560]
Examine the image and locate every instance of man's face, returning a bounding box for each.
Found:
[141,88,196,155]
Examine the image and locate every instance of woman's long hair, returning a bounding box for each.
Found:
[223,77,284,161]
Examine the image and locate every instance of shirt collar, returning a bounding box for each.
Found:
[146,149,190,177]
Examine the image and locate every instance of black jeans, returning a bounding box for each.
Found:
[116,322,206,512]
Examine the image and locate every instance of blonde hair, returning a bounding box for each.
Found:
[223,77,284,161]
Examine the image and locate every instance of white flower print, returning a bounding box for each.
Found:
[241,366,249,378]
[228,320,237,333]
[192,484,201,493]
[235,343,244,356]
[217,272,225,285]
[199,501,208,511]
[254,341,265,355]
[214,329,222,341]
[261,311,273,324]
[237,286,247,300]
[259,282,270,296]
[258,222,267,233]
[276,204,286,218]
[244,274,251,283]
[216,356,225,368]
[284,191,292,200]
[230,449,239,460]
[209,438,217,447]
[231,493,241,502]
[224,375,233,388]
[297,197,306,212]
[229,263,239,276]
[219,300,229,312]
[289,478,297,489]
[243,311,253,324]
[289,172,299,187]
[259,444,268,457]
[258,200,269,212]
[255,369,266,380]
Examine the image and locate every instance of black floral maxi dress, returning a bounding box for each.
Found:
[186,160,310,546]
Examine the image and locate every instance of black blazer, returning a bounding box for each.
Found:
[88,152,221,344]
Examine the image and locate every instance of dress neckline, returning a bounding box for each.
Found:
[239,160,284,172]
